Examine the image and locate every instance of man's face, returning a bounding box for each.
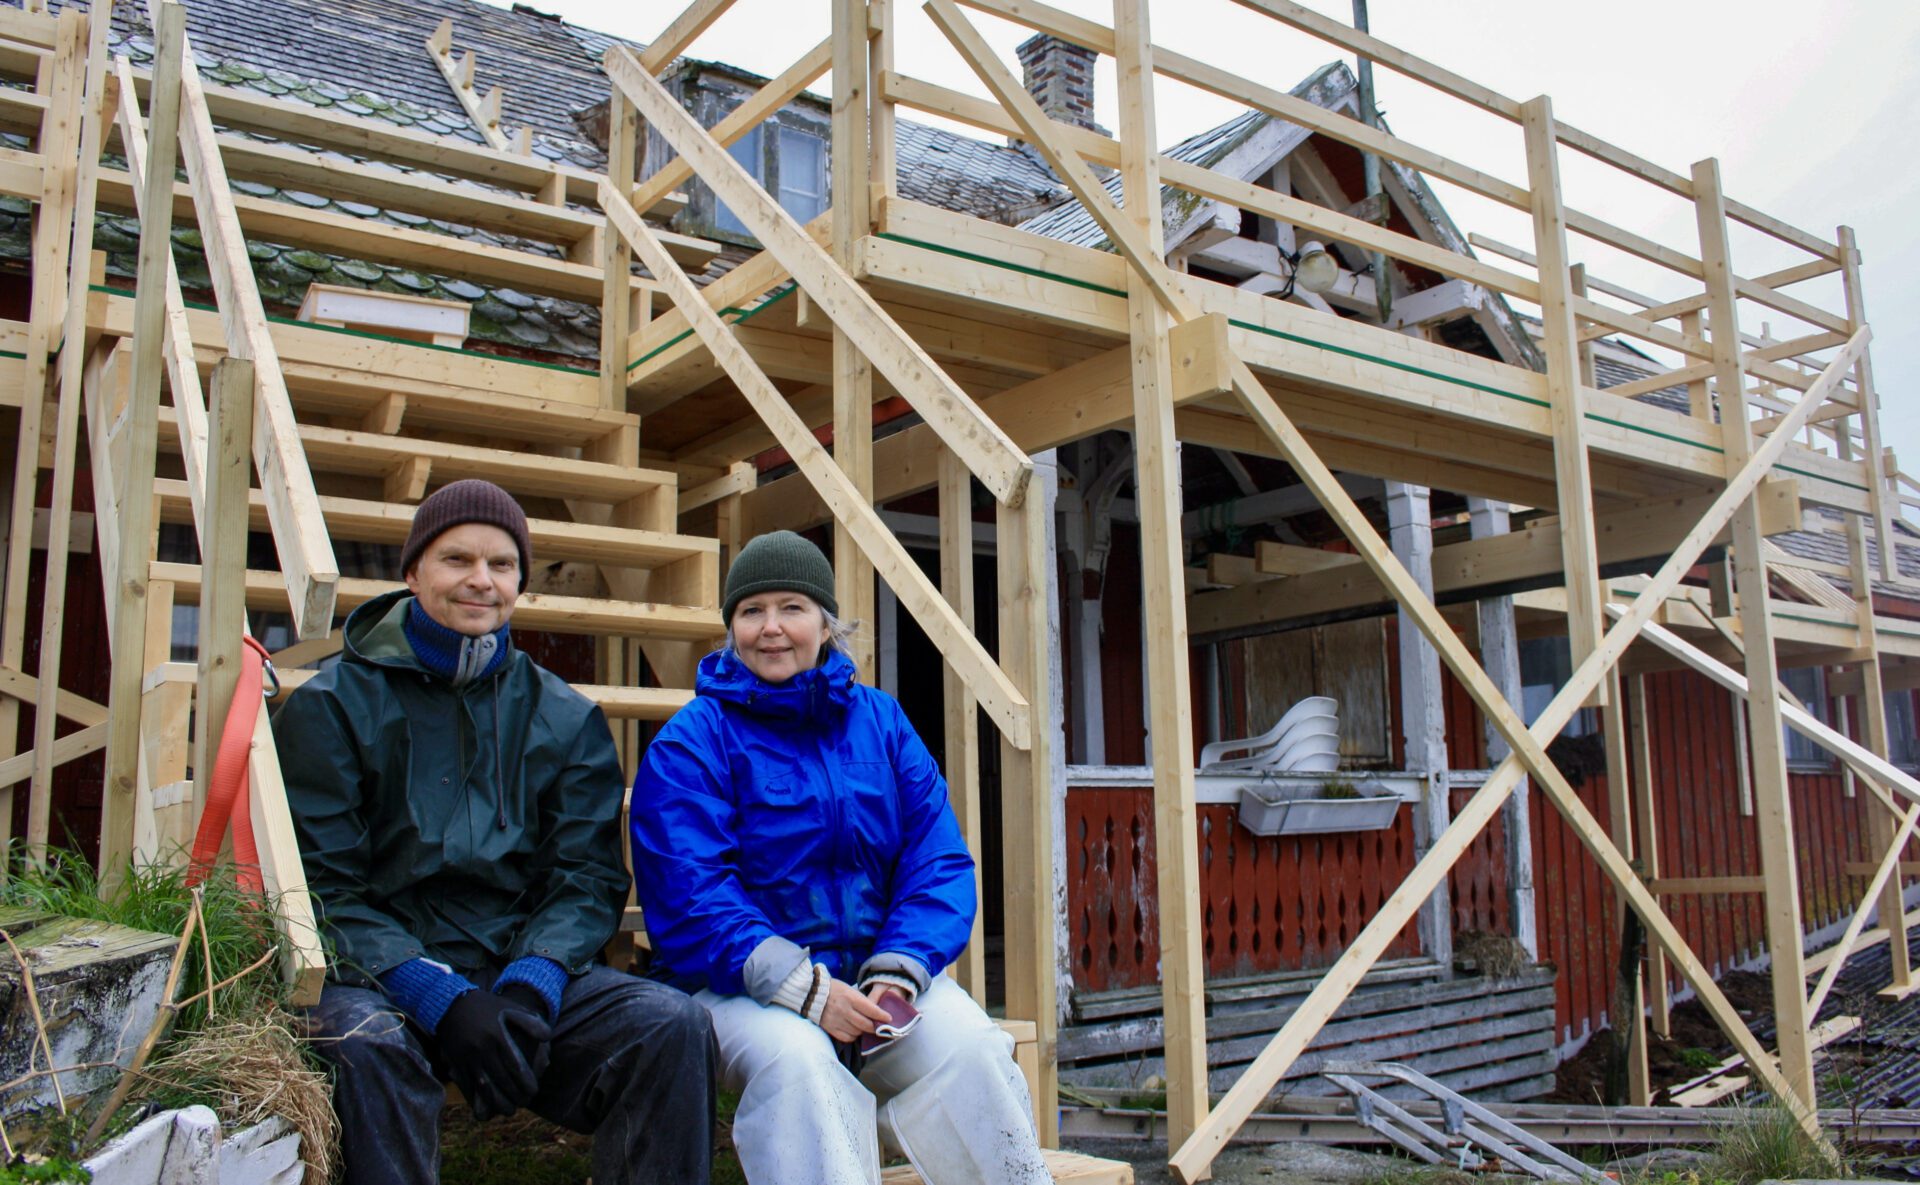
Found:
[405,522,520,636]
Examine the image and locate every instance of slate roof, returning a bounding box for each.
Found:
[0,0,1066,357]
[1018,62,1352,251]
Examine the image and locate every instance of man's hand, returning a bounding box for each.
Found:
[438,989,551,1121]
[819,978,891,1044]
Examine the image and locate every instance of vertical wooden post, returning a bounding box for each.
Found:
[191,358,255,825]
[1599,654,1649,1102]
[1832,227,1896,582]
[1628,674,1671,1037]
[1682,310,1711,421]
[868,0,895,210]
[832,0,876,680]
[1521,96,1605,705]
[1388,481,1451,972]
[997,489,1058,1146]
[0,9,85,860]
[939,449,985,1003]
[1694,156,1815,1107]
[599,87,637,413]
[1111,0,1207,1157]
[101,0,185,894]
[27,2,112,862]
[1468,498,1535,959]
[1835,224,1910,991]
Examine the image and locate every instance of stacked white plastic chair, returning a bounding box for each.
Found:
[1198,695,1340,773]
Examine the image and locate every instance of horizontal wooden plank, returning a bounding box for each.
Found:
[882,1149,1132,1185]
[155,407,675,505]
[96,288,604,409]
[152,478,716,571]
[93,169,691,302]
[126,64,685,215]
[155,562,724,642]
[273,669,696,721]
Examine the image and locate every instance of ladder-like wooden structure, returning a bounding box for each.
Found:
[0,0,1910,1180]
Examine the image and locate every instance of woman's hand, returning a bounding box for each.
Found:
[866,983,904,1008]
[819,978,891,1043]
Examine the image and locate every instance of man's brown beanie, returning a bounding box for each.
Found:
[400,480,533,591]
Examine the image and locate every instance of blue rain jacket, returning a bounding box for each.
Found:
[630,647,976,995]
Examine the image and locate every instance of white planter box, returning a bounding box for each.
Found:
[84,1107,302,1185]
[1236,779,1400,835]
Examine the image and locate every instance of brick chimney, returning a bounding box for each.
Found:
[1016,33,1104,134]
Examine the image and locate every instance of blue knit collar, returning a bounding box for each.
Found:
[402,599,511,686]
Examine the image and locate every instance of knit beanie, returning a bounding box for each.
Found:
[400,480,534,591]
[723,531,837,622]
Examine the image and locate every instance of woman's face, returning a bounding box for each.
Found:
[731,590,826,684]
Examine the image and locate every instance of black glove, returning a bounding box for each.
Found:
[438,989,552,1121]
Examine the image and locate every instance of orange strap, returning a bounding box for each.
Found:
[186,635,272,895]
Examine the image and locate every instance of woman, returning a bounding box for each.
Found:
[631,531,1050,1185]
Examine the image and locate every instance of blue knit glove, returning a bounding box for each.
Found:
[379,958,480,1034]
[492,956,568,1022]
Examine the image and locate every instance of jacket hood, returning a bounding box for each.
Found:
[695,645,857,722]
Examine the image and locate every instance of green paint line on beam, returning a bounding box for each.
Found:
[0,350,25,360]
[873,234,1871,492]
[627,283,796,372]
[88,284,599,375]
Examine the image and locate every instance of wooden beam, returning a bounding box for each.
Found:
[102,2,183,887]
[424,19,511,151]
[1523,97,1605,701]
[939,449,984,1003]
[603,45,1034,508]
[1808,801,1920,1017]
[638,0,735,72]
[599,82,636,412]
[1190,480,1800,637]
[922,4,1865,1169]
[1110,0,1205,1153]
[1628,676,1669,1036]
[599,179,1032,747]
[190,356,253,833]
[28,2,112,861]
[161,4,338,638]
[832,0,876,682]
[995,467,1059,1144]
[1695,156,1815,1111]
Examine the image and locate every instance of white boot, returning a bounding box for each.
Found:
[699,990,882,1185]
[866,979,1052,1185]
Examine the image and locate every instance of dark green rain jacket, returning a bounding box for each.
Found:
[273,588,628,985]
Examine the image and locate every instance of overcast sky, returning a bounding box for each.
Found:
[490,0,1920,503]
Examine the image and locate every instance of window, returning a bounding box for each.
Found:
[712,126,763,238]
[1887,690,1920,769]
[1780,666,1828,766]
[776,126,827,223]
[1518,636,1596,737]
[703,118,828,241]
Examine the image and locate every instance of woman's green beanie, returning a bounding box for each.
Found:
[723,531,838,622]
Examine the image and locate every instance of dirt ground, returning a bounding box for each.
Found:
[1548,970,1773,1106]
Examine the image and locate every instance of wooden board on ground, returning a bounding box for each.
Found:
[880,1149,1132,1185]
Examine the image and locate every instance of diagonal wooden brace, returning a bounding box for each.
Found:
[602,43,1034,509]
[600,180,1034,750]
[922,0,1866,1170]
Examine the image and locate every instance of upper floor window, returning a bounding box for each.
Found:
[711,122,829,239]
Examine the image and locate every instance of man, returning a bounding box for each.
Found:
[277,479,713,1185]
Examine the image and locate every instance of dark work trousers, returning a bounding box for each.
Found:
[304,966,716,1185]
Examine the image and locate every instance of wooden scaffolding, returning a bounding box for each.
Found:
[0,0,1911,1179]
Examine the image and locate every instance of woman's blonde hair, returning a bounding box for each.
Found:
[723,595,859,667]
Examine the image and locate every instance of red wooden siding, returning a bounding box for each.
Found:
[1068,790,1421,992]
[1066,645,1895,1047]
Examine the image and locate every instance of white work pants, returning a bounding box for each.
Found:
[696,976,1051,1185]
